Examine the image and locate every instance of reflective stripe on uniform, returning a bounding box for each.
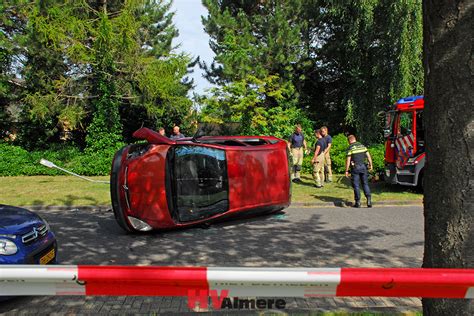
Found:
[347,145,367,156]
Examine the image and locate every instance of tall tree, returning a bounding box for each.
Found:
[1,0,193,149]
[18,0,70,149]
[200,0,311,138]
[200,0,423,142]
[85,6,123,152]
[320,0,423,143]
[422,0,473,314]
[0,1,29,140]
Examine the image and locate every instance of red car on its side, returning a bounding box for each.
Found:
[110,128,291,232]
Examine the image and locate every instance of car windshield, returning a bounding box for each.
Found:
[169,145,229,222]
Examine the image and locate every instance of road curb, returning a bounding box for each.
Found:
[26,205,112,212]
[290,200,423,208]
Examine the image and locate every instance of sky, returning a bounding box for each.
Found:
[171,0,215,95]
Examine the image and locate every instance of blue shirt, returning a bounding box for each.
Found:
[324,134,332,145]
[170,133,185,140]
[315,138,327,155]
[289,133,304,148]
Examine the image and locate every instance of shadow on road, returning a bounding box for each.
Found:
[22,207,419,268]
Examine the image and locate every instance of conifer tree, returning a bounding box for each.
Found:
[1,0,193,148]
[200,0,423,142]
[201,0,309,138]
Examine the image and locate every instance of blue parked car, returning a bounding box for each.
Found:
[0,205,57,264]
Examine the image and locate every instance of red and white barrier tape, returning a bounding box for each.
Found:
[0,266,473,299]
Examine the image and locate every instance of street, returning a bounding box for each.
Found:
[0,205,424,314]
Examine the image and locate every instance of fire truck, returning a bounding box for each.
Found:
[384,95,425,188]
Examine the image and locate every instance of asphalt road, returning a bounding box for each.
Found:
[0,205,424,314]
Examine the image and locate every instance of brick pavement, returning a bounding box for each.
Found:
[0,296,421,315]
[0,205,424,314]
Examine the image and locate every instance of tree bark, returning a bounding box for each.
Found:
[423,0,474,315]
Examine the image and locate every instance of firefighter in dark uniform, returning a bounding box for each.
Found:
[345,135,373,208]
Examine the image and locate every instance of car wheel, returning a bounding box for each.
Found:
[110,146,137,233]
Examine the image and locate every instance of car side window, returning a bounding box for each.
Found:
[173,146,229,222]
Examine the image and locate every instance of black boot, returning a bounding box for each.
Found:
[367,196,372,208]
[353,201,361,208]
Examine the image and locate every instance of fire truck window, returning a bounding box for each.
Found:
[173,146,229,222]
[384,111,396,138]
[399,112,413,136]
[416,111,424,140]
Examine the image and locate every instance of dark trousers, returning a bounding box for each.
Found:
[351,164,371,201]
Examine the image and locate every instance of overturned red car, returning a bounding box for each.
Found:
[110,128,291,232]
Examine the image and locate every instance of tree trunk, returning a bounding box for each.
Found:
[422,0,474,315]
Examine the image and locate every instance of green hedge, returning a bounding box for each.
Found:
[302,134,385,174]
[1,134,385,177]
[367,143,385,174]
[0,143,121,176]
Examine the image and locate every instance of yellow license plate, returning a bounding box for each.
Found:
[40,248,55,265]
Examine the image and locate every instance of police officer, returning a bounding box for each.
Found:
[344,135,373,208]
[288,124,308,183]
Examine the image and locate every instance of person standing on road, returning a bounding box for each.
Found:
[320,126,333,183]
[344,135,373,208]
[311,129,327,188]
[170,125,185,140]
[288,124,308,183]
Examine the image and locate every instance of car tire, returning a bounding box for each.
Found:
[110,146,136,233]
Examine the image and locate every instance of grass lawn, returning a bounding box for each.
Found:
[292,174,422,204]
[0,175,110,206]
[0,174,422,207]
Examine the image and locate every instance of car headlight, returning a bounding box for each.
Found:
[0,234,16,238]
[0,239,18,255]
[127,216,153,231]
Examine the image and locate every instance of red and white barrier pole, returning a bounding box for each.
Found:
[0,266,84,296]
[0,266,473,299]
